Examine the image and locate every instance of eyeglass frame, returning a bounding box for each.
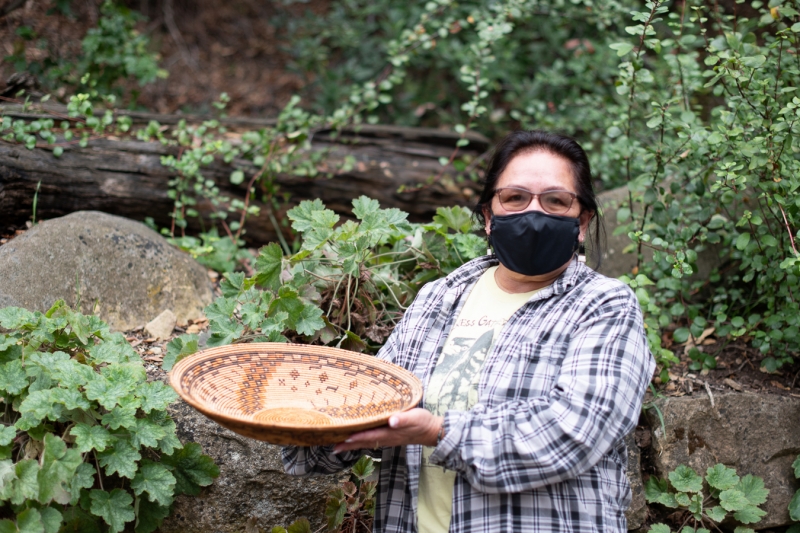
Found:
[492,187,579,215]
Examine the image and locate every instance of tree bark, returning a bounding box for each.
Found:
[0,115,490,245]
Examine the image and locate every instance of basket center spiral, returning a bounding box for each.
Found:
[253,407,333,426]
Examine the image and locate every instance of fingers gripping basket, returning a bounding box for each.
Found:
[169,343,423,446]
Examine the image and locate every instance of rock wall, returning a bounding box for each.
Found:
[646,393,800,530]
[161,400,346,533]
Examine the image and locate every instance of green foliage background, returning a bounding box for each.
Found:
[4,0,800,528]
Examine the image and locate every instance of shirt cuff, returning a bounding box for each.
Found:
[427,408,474,471]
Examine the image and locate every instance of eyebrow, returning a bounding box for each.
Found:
[499,185,575,193]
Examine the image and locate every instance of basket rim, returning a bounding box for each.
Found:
[168,342,424,437]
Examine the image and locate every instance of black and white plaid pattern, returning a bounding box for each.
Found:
[283,256,655,532]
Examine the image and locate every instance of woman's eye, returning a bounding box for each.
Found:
[545,197,564,206]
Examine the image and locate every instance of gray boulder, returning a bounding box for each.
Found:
[0,211,212,330]
[161,399,345,532]
[646,392,800,529]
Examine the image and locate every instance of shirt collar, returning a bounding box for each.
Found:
[444,254,588,298]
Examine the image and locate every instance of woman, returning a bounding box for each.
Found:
[283,130,655,533]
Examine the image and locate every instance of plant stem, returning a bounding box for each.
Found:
[268,208,292,256]
[94,451,105,491]
[778,203,798,256]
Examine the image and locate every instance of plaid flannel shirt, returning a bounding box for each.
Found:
[282,255,655,533]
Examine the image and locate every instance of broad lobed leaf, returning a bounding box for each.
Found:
[706,463,739,491]
[644,476,670,503]
[89,488,135,533]
[161,442,219,496]
[97,440,141,479]
[737,474,769,506]
[131,461,176,507]
[789,489,800,522]
[719,489,750,512]
[669,465,703,493]
[733,505,766,524]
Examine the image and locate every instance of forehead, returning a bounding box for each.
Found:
[496,150,576,192]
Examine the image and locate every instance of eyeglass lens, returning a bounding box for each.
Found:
[495,189,575,214]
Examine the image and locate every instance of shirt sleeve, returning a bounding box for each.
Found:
[428,289,655,493]
[281,444,366,476]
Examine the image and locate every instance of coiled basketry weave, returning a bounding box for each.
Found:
[168,343,423,446]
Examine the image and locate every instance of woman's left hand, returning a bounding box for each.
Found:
[332,408,443,453]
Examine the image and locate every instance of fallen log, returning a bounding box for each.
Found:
[0,109,490,244]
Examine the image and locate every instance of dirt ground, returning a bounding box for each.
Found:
[0,0,322,115]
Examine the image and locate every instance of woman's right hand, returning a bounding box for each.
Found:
[333,408,443,453]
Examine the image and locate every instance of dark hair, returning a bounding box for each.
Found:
[474,130,605,269]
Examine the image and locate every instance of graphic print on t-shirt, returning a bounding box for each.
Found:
[426,328,494,416]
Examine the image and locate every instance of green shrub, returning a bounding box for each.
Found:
[162,199,483,371]
[0,301,218,533]
[605,0,800,374]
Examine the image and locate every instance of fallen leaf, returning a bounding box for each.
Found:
[683,327,716,353]
[723,378,743,391]
[770,380,790,391]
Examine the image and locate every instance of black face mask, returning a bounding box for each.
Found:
[488,210,580,276]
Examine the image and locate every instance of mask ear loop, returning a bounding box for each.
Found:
[486,208,495,256]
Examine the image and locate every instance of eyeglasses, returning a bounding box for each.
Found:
[493,187,578,215]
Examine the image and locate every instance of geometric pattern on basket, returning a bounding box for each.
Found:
[178,348,416,421]
[170,343,423,445]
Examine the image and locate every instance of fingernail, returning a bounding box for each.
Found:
[344,437,353,443]
[389,416,398,428]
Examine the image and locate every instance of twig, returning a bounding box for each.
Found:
[234,167,264,242]
[737,357,752,372]
[94,451,105,491]
[703,380,715,408]
[778,203,798,255]
[219,219,236,242]
[327,276,345,318]
[345,275,353,333]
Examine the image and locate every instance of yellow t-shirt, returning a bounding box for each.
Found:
[417,266,540,533]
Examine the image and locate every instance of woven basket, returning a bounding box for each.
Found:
[169,343,423,446]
